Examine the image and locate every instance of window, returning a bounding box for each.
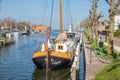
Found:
[58,45,63,50]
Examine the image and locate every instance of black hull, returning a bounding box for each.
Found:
[22,33,30,35]
[32,56,74,70]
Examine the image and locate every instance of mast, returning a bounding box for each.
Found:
[60,0,63,33]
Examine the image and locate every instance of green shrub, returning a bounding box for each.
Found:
[114,30,120,37]
[84,32,120,60]
[85,32,120,80]
[95,61,120,80]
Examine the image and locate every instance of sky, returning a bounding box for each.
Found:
[0,0,110,29]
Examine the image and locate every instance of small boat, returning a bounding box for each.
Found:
[22,26,30,35]
[12,28,21,37]
[32,0,80,69]
[22,30,30,35]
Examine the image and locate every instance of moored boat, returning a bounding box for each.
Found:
[22,30,30,35]
[32,0,80,69]
[32,28,80,69]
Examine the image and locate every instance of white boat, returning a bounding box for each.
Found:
[12,28,21,37]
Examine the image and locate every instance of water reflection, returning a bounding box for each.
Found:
[32,68,70,80]
[0,33,71,80]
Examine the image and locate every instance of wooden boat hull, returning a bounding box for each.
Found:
[32,51,74,69]
[32,56,73,69]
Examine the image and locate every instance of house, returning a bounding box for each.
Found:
[114,14,120,30]
[98,22,105,32]
[34,25,50,33]
[114,10,120,30]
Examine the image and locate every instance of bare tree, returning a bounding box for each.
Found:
[89,0,103,45]
[106,0,120,55]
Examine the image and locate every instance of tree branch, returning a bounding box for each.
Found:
[96,11,103,20]
[106,0,111,5]
[116,0,120,6]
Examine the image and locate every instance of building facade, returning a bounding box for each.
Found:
[114,14,120,30]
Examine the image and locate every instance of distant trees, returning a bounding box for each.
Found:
[0,17,34,31]
[106,0,120,55]
[17,22,30,31]
[0,17,14,31]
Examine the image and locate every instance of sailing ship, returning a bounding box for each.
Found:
[32,0,80,69]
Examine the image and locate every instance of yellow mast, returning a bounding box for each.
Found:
[60,0,63,33]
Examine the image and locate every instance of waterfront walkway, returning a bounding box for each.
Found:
[83,35,106,80]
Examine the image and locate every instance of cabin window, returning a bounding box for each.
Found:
[58,45,63,50]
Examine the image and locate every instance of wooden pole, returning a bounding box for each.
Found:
[60,0,63,33]
[46,48,49,80]
[46,48,49,73]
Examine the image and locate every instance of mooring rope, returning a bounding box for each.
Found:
[55,70,70,80]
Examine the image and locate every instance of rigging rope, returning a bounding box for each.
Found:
[36,0,48,50]
[65,0,73,27]
[49,0,54,37]
[67,0,73,25]
[42,0,48,25]
[45,0,54,74]
[65,0,70,27]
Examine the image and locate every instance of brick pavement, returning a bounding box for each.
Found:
[84,36,106,80]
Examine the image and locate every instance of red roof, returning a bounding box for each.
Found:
[35,25,48,30]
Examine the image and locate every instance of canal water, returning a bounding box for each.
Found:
[0,30,70,80]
